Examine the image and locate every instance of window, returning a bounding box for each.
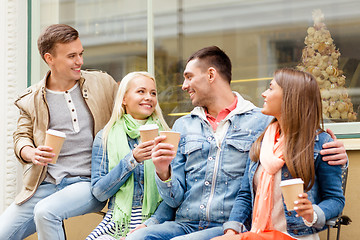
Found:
[30,0,360,137]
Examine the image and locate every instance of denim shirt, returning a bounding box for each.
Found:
[224,131,345,237]
[155,95,272,227]
[91,129,175,226]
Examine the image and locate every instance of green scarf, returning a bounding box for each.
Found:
[107,114,163,237]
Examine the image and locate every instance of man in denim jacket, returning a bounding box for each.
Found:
[126,46,347,240]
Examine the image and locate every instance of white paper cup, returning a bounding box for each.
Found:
[280,178,304,211]
[44,129,66,164]
[139,124,159,142]
[159,131,181,156]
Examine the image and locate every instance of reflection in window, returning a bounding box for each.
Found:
[152,0,360,126]
[36,0,360,130]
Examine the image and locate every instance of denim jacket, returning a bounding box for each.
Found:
[224,131,345,237]
[155,92,272,227]
[91,129,175,226]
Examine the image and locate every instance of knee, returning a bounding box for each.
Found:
[33,201,59,223]
[126,228,153,240]
[170,236,185,240]
[33,203,47,223]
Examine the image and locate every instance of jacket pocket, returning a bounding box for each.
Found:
[221,139,252,179]
[181,138,205,173]
[23,164,43,191]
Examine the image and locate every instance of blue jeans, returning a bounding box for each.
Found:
[125,221,223,240]
[0,177,105,240]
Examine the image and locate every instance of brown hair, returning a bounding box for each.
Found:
[37,24,79,62]
[250,68,323,191]
[187,46,232,83]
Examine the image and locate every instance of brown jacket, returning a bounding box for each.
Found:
[13,70,118,205]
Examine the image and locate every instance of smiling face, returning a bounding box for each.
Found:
[123,76,157,120]
[182,59,211,107]
[261,79,283,120]
[46,38,84,84]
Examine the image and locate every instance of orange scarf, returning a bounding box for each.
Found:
[251,122,285,233]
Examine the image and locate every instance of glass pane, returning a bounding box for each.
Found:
[35,0,360,134]
[153,0,360,130]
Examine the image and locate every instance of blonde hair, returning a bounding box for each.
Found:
[102,71,169,149]
[250,68,323,191]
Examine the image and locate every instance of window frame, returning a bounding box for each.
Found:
[28,0,360,142]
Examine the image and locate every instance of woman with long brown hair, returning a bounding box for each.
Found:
[213,68,345,240]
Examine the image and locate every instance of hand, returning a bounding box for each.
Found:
[320,129,348,165]
[211,231,238,240]
[294,192,314,223]
[224,229,237,235]
[133,140,155,163]
[125,223,147,238]
[152,135,176,181]
[20,145,55,166]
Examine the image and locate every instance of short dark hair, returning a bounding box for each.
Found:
[187,46,232,83]
[37,24,79,62]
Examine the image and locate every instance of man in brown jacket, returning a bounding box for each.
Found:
[0,24,118,240]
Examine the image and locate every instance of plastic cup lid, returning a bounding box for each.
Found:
[160,131,180,134]
[280,178,304,187]
[139,124,159,131]
[46,129,66,138]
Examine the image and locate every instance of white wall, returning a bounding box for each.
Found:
[0,0,28,212]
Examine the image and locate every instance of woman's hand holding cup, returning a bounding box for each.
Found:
[133,140,155,163]
[294,192,314,223]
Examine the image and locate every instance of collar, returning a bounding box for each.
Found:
[205,97,238,131]
[40,70,85,93]
[204,96,238,120]
[191,91,256,121]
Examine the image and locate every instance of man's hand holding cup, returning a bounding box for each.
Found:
[152,131,180,181]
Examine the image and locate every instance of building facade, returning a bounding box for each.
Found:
[0,0,28,211]
[1,0,360,238]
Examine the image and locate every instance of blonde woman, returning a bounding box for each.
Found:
[214,68,345,240]
[86,72,173,240]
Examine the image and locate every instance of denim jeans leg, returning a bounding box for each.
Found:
[0,182,56,240]
[34,179,105,240]
[171,226,224,240]
[126,221,192,240]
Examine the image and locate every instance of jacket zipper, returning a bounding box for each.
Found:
[20,89,50,205]
[204,119,228,221]
[206,144,221,220]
